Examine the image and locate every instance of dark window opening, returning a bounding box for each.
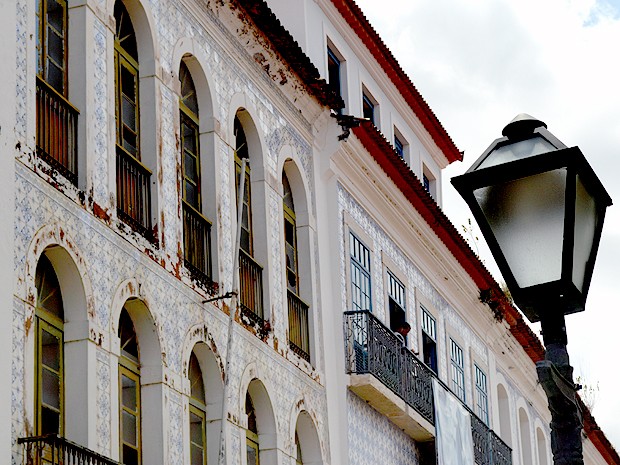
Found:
[362,93,375,124]
[394,136,404,158]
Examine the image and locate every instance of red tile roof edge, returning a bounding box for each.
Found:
[330,0,462,164]
[352,121,619,464]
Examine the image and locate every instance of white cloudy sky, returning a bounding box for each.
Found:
[354,0,620,450]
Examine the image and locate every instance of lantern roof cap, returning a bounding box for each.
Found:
[502,114,547,139]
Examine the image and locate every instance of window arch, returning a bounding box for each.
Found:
[519,407,533,465]
[118,308,142,465]
[235,114,264,325]
[34,254,65,438]
[497,383,512,447]
[35,0,79,183]
[114,0,152,238]
[294,410,323,465]
[283,171,309,362]
[536,427,548,465]
[243,379,277,465]
[245,392,259,465]
[189,352,207,465]
[180,61,212,282]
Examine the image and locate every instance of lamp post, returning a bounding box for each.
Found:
[451,114,612,465]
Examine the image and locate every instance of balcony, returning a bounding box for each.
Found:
[287,290,310,362]
[36,77,79,185]
[116,146,152,239]
[183,200,212,284]
[344,310,511,464]
[239,249,264,326]
[18,434,120,465]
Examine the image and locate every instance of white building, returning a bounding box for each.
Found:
[1,0,617,465]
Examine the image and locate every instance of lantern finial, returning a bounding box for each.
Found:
[502,114,547,140]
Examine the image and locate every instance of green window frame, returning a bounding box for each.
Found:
[189,405,207,465]
[245,393,259,465]
[235,124,253,256]
[282,173,299,294]
[118,309,141,465]
[188,352,207,465]
[180,62,201,210]
[114,2,140,159]
[34,254,65,438]
[119,365,141,465]
[36,318,64,437]
[36,0,68,95]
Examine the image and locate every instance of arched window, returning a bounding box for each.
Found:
[114,1,152,237]
[536,428,548,465]
[283,173,298,293]
[283,172,309,362]
[235,115,264,324]
[497,384,512,447]
[119,308,142,465]
[294,410,322,465]
[34,254,65,437]
[245,392,259,465]
[189,352,207,465]
[180,62,211,282]
[235,116,252,255]
[519,408,533,465]
[35,0,78,183]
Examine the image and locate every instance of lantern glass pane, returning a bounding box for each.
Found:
[572,175,598,292]
[478,136,557,170]
[474,169,567,288]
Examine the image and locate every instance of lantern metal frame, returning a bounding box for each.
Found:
[451,116,611,322]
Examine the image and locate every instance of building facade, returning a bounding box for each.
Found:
[2,1,618,465]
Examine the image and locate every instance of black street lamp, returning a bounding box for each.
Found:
[451,114,612,465]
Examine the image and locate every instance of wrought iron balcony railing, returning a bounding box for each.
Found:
[183,200,212,284]
[18,434,120,465]
[116,145,152,239]
[239,249,264,326]
[344,310,511,465]
[36,77,79,185]
[287,290,310,362]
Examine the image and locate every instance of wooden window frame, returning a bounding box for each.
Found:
[36,0,68,96]
[115,52,140,159]
[235,152,254,256]
[283,179,299,294]
[450,338,466,402]
[35,317,64,437]
[349,232,372,312]
[119,363,142,465]
[474,363,490,425]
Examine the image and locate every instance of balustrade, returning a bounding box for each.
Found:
[287,290,310,362]
[116,146,152,238]
[239,249,264,325]
[344,310,511,464]
[36,77,79,185]
[183,200,212,283]
[19,435,120,465]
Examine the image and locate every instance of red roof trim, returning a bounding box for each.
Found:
[352,121,619,464]
[331,0,462,164]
